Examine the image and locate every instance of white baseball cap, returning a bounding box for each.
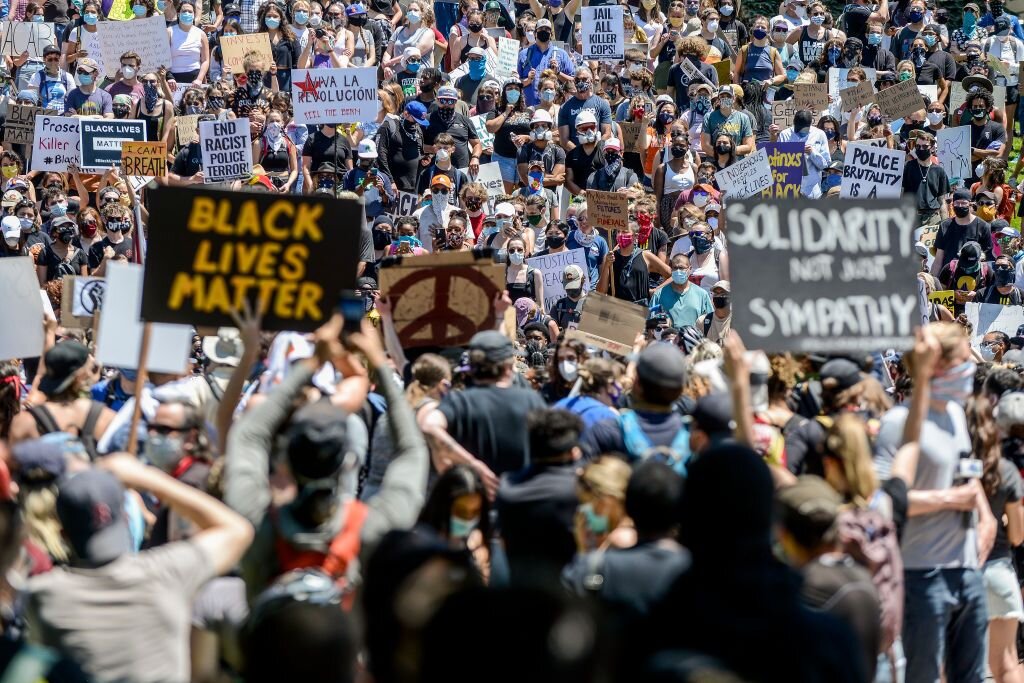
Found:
[531,109,553,125]
[575,110,597,128]
[1,215,19,241]
[605,137,622,151]
[358,139,378,159]
[495,202,515,217]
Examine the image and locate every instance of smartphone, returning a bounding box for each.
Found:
[337,289,364,336]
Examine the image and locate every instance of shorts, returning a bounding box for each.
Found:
[984,556,1024,621]
[1006,85,1019,106]
[492,153,518,184]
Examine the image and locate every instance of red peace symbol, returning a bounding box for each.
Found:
[389,266,502,346]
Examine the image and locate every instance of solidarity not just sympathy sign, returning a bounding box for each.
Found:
[725,198,919,353]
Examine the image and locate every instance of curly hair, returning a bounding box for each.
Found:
[676,36,710,59]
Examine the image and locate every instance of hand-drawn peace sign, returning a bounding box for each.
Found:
[389,266,503,347]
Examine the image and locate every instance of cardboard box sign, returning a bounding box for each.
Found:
[565,293,648,356]
[141,186,362,332]
[378,251,507,348]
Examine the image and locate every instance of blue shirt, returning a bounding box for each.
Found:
[558,95,613,147]
[554,395,617,428]
[517,44,576,107]
[566,230,609,286]
[649,282,713,328]
[979,13,1024,41]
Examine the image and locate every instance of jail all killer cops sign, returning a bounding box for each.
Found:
[725,198,920,353]
[582,6,624,61]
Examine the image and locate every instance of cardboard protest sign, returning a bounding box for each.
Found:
[3,102,38,145]
[828,67,876,95]
[199,118,252,183]
[713,59,731,85]
[79,119,146,172]
[792,83,829,114]
[725,198,919,353]
[619,121,642,153]
[59,276,104,328]
[219,32,273,75]
[378,251,506,348]
[496,37,519,77]
[771,99,795,127]
[0,21,55,58]
[291,67,378,125]
[840,142,905,199]
[950,81,1006,114]
[758,142,803,198]
[936,126,971,184]
[527,248,590,312]
[31,115,80,172]
[586,190,629,233]
[565,293,647,356]
[715,147,773,200]
[876,78,925,121]
[581,6,624,61]
[0,258,43,360]
[966,302,1024,351]
[839,79,874,112]
[175,114,199,148]
[121,141,166,178]
[97,15,171,78]
[142,187,360,332]
[97,262,193,374]
[929,290,954,316]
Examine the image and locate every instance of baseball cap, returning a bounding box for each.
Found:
[996,393,1024,431]
[775,475,842,542]
[531,109,553,125]
[77,57,99,73]
[42,44,60,57]
[636,343,686,390]
[346,2,367,14]
[51,215,76,230]
[1,215,19,241]
[655,93,675,106]
[717,85,734,97]
[222,1,241,14]
[437,85,459,101]
[430,174,453,190]
[922,22,940,34]
[314,161,339,175]
[690,391,735,435]
[357,139,378,159]
[820,358,862,392]
[495,202,515,217]
[405,100,430,127]
[964,2,980,10]
[952,188,973,202]
[575,110,597,128]
[688,82,714,95]
[1,190,21,208]
[39,340,90,397]
[711,279,730,293]
[976,189,996,201]
[994,16,1011,34]
[468,46,487,58]
[285,401,350,482]
[604,137,622,151]
[468,330,514,363]
[12,433,84,484]
[57,469,133,565]
[514,297,536,328]
[536,18,552,29]
[563,264,585,291]
[202,328,243,367]
[844,37,863,50]
[112,94,133,107]
[958,240,983,270]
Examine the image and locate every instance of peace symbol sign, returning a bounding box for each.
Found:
[389,266,502,347]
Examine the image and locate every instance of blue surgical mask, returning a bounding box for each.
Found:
[580,502,609,535]
[867,32,882,45]
[406,10,420,22]
[407,61,420,73]
[83,11,98,23]
[671,268,689,285]
[509,251,525,265]
[179,11,194,23]
[157,0,166,9]
[31,13,44,20]
[78,73,93,85]
[294,10,308,23]
[132,3,146,15]
[50,203,68,216]
[449,515,479,539]
[265,16,280,28]
[786,68,799,82]
[923,34,936,47]
[506,89,521,104]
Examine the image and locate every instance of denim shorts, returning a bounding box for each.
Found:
[984,556,1024,620]
[492,153,519,183]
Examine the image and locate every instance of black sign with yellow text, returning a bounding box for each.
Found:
[141,186,361,331]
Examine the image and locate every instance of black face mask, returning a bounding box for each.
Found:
[247,70,263,93]
[536,28,551,41]
[953,205,970,218]
[349,16,366,26]
[420,82,436,93]
[996,268,1015,286]
[546,234,565,248]
[867,114,884,126]
[713,295,729,309]
[372,227,393,249]
[112,106,130,118]
[670,145,687,158]
[715,142,732,154]
[468,22,482,32]
[57,228,75,242]
[915,147,931,160]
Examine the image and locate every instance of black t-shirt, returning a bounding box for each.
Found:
[969,120,1007,182]
[934,216,993,268]
[978,284,1024,305]
[516,141,566,174]
[550,295,583,328]
[565,142,606,190]
[862,46,896,73]
[913,61,943,86]
[667,61,719,112]
[455,73,485,105]
[925,49,957,82]
[228,86,272,119]
[563,542,690,618]
[438,384,547,476]
[375,118,421,192]
[301,130,352,171]
[39,242,87,280]
[88,236,134,270]
[269,38,300,90]
[901,161,950,211]
[425,112,478,169]
[172,142,202,177]
[485,108,532,159]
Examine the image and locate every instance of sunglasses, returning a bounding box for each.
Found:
[148,423,184,435]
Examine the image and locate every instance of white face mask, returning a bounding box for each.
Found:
[926,111,943,125]
[976,163,986,178]
[436,148,450,162]
[559,359,579,381]
[980,345,997,361]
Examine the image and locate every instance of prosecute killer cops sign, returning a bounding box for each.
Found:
[140,187,362,332]
[725,198,920,353]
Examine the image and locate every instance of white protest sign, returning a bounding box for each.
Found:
[31,115,80,172]
[937,126,972,184]
[0,21,55,59]
[840,142,905,199]
[470,114,494,151]
[291,67,378,125]
[950,81,1005,114]
[496,37,518,78]
[966,302,1024,350]
[917,84,937,104]
[680,57,713,86]
[0,258,43,361]
[97,15,172,78]
[828,67,877,95]
[71,276,105,317]
[73,25,106,79]
[460,161,503,213]
[715,147,773,200]
[527,248,590,312]
[199,117,252,183]
[581,6,624,61]
[96,262,192,374]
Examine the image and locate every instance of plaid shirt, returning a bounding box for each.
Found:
[239,0,266,34]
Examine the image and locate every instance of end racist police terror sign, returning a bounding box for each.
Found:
[581,6,624,61]
[141,187,362,332]
[199,118,253,184]
[725,198,919,353]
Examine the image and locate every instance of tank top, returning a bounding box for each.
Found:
[742,43,774,83]
[459,33,488,62]
[613,249,650,305]
[663,159,694,193]
[170,24,203,72]
[687,248,720,291]
[797,26,827,65]
[260,139,291,173]
[545,7,572,43]
[351,28,373,66]
[506,266,537,302]
[139,103,165,143]
[393,26,432,66]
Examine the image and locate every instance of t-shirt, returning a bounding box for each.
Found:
[516,141,566,175]
[106,79,145,107]
[565,141,606,191]
[667,60,719,111]
[565,231,609,286]
[31,69,76,113]
[455,73,485,105]
[87,236,135,270]
[901,161,950,211]
[554,393,615,427]
[424,111,479,169]
[438,384,547,476]
[874,403,976,569]
[701,109,752,152]
[301,130,352,171]
[969,120,1007,181]
[978,284,1024,306]
[558,95,613,148]
[580,409,688,460]
[987,458,1024,561]
[39,243,87,281]
[27,541,216,683]
[485,108,532,159]
[934,216,993,268]
[228,86,272,119]
[64,87,113,116]
[649,283,713,329]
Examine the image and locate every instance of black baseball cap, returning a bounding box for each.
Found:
[39,340,90,397]
[285,400,350,482]
[636,343,686,390]
[468,331,514,363]
[42,45,61,57]
[56,469,133,565]
[820,358,862,392]
[690,392,735,435]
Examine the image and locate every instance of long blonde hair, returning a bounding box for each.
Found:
[21,484,69,563]
[824,413,879,508]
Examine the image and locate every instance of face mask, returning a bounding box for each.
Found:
[132,3,146,14]
[309,13,322,26]
[469,60,486,78]
[953,204,970,218]
[692,192,709,207]
[406,10,420,22]
[827,47,841,64]
[707,19,719,31]
[509,251,525,265]
[156,0,165,8]
[786,68,799,82]
[468,22,483,32]
[978,205,996,221]
[0,165,16,180]
[671,268,689,284]
[293,10,308,24]
[265,16,281,28]
[867,114,884,126]
[78,72,94,86]
[975,162,988,178]
[980,344,997,361]
[579,502,609,535]
[971,108,986,120]
[31,13,43,20]
[718,97,733,110]
[929,360,975,405]
[179,11,193,23]
[449,515,479,539]
[713,295,729,309]
[18,217,32,231]
[482,224,498,236]
[146,432,183,471]
[990,2,1003,15]
[617,233,634,249]
[670,145,687,158]
[923,34,936,47]
[996,268,1015,286]
[914,146,931,161]
[3,237,17,248]
[906,8,923,22]
[57,227,75,242]
[495,217,510,231]
[578,129,598,144]
[658,111,675,125]
[559,359,578,381]
[407,61,421,73]
[506,89,521,104]
[752,27,767,40]
[715,141,733,154]
[436,149,451,163]
[80,221,97,237]
[899,70,913,82]
[50,203,67,217]
[604,154,622,174]
[707,217,718,229]
[926,111,943,125]
[526,213,542,226]
[536,29,551,42]
[811,14,825,25]
[692,233,712,253]
[83,12,98,23]
[537,88,556,104]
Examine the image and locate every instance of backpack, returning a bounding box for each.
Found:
[836,492,904,653]
[617,409,690,475]
[946,257,992,290]
[272,500,369,607]
[27,402,104,460]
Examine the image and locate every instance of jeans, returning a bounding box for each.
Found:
[903,568,988,683]
[875,638,905,683]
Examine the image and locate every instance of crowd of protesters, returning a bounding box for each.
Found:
[0,0,1022,680]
